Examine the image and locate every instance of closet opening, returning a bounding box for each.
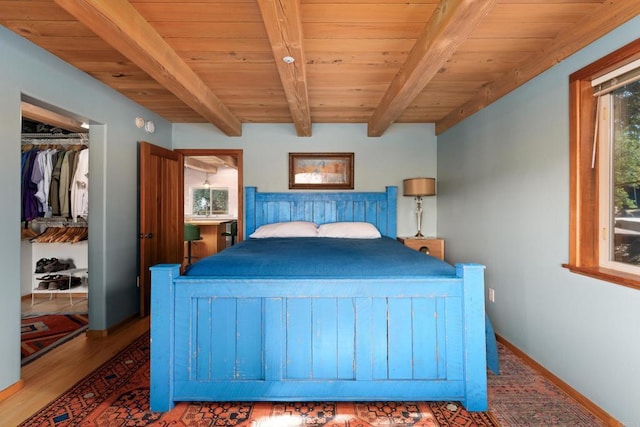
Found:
[20,100,90,366]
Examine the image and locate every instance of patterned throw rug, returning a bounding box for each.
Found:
[21,313,88,366]
[488,343,603,426]
[19,332,499,426]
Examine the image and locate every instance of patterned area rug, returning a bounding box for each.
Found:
[19,332,499,426]
[488,343,603,426]
[21,313,88,366]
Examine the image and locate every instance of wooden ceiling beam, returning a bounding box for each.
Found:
[53,0,242,136]
[184,157,217,174]
[367,0,497,137]
[435,0,640,135]
[257,0,312,137]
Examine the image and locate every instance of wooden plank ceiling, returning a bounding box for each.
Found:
[1,0,639,137]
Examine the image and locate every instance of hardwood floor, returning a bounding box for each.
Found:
[23,293,88,315]
[0,298,148,425]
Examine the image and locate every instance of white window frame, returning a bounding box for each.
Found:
[597,77,640,275]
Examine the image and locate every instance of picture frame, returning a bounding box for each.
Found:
[289,152,354,190]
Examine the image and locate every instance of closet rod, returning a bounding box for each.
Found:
[27,216,88,227]
[21,132,88,145]
[21,139,88,146]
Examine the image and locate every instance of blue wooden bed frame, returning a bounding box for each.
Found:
[150,186,488,412]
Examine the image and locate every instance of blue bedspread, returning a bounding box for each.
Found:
[183,236,500,374]
[185,236,456,277]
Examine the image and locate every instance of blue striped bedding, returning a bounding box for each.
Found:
[184,236,455,277]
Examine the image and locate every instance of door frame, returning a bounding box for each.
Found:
[176,149,244,242]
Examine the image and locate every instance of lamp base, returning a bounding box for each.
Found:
[413,231,426,239]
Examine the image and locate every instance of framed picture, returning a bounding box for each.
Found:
[289,152,354,189]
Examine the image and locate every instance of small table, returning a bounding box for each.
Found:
[397,237,445,261]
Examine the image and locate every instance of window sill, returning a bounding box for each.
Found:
[562,264,640,291]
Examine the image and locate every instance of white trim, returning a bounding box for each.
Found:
[598,93,640,274]
[592,57,640,86]
[598,93,612,267]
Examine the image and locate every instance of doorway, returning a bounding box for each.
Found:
[137,147,242,317]
[178,149,243,264]
[20,100,90,364]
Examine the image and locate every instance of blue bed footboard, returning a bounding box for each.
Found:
[150,263,488,412]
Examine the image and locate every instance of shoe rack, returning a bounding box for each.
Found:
[30,235,88,306]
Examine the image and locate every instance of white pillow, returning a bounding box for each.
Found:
[249,221,318,238]
[317,222,381,239]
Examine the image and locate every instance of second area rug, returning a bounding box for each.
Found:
[21,313,88,366]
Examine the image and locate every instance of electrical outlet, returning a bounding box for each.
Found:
[488,288,495,303]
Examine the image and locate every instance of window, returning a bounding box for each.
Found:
[598,78,640,273]
[567,38,640,290]
[192,187,229,216]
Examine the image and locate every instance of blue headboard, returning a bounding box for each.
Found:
[245,187,397,238]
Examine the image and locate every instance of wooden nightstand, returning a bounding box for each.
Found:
[397,237,445,261]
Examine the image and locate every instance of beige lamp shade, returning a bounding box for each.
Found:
[403,178,436,197]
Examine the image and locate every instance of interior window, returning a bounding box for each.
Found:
[566,38,640,290]
[192,187,229,216]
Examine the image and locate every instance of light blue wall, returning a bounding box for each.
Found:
[438,17,640,425]
[0,27,171,392]
[7,11,637,422]
[173,123,439,237]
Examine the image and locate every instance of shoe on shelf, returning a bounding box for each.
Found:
[47,278,65,290]
[42,259,75,273]
[34,258,50,273]
[36,274,57,289]
[36,274,69,290]
[57,279,71,290]
[44,259,65,272]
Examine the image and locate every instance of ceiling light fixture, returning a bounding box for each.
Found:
[282,56,295,64]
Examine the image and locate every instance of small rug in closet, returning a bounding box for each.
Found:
[21,313,88,365]
[19,332,500,426]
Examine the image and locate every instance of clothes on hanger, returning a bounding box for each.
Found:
[31,226,88,243]
[71,148,89,221]
[21,144,88,222]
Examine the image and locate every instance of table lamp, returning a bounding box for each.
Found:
[403,177,436,238]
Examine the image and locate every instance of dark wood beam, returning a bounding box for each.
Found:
[257,0,312,137]
[53,0,242,136]
[435,0,640,135]
[367,0,497,137]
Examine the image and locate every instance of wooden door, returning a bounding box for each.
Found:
[139,141,183,317]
